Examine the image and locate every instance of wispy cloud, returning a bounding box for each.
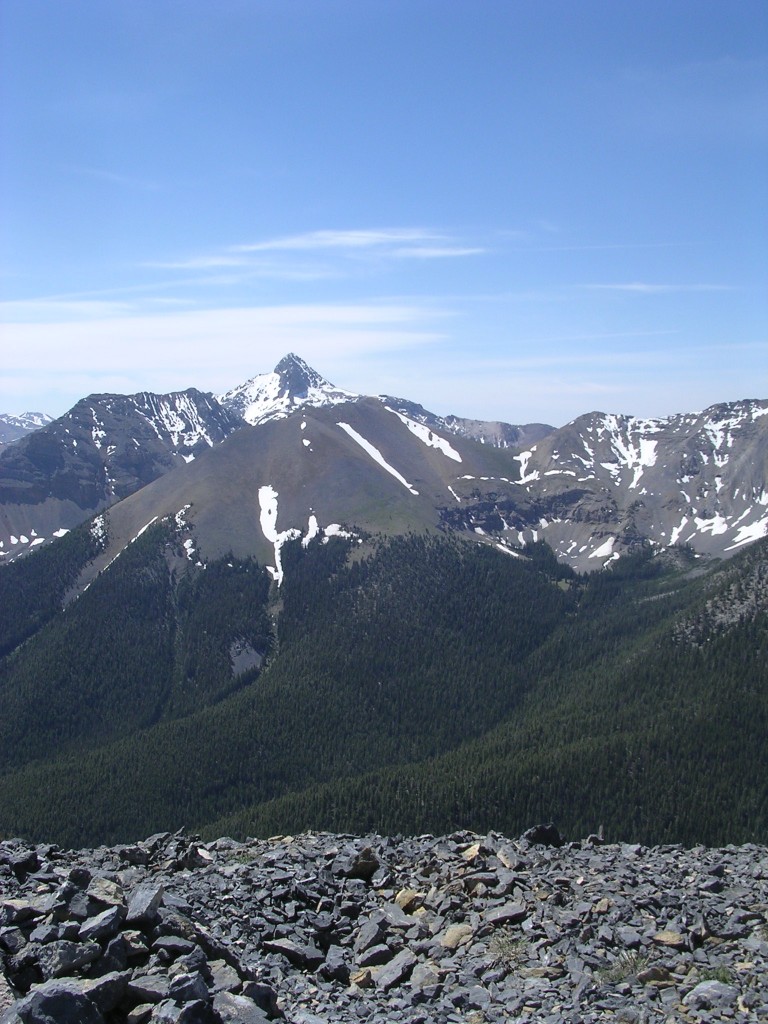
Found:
[1,301,450,409]
[232,229,441,253]
[143,228,486,285]
[137,226,483,286]
[390,246,486,259]
[146,255,251,270]
[143,255,339,281]
[582,282,735,294]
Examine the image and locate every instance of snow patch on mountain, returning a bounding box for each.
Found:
[132,517,158,543]
[669,517,689,546]
[8,412,51,429]
[302,514,320,548]
[90,409,107,449]
[337,422,419,495]
[91,515,107,545]
[725,514,768,550]
[173,507,189,536]
[589,536,616,559]
[258,485,301,585]
[1,526,68,558]
[385,407,462,462]
[514,451,540,485]
[323,524,358,541]
[134,392,224,450]
[587,415,659,489]
[495,541,524,557]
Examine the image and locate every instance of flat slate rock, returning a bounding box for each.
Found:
[9,978,105,1024]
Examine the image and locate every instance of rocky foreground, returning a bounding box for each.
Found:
[0,827,766,1023]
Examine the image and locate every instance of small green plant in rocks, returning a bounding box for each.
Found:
[698,965,733,984]
[488,927,529,968]
[597,950,650,984]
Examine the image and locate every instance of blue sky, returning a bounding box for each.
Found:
[1,1,766,426]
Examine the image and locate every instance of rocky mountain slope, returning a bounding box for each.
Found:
[1,354,766,572]
[506,401,768,566]
[0,355,550,565]
[68,396,531,590]
[0,391,241,561]
[0,828,766,1023]
[54,394,768,585]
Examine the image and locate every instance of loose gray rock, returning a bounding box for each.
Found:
[213,992,270,1023]
[80,972,129,1014]
[13,979,104,1024]
[167,972,209,1004]
[126,886,165,926]
[150,1000,216,1023]
[127,976,171,1004]
[35,940,101,979]
[0,827,766,1023]
[262,937,324,971]
[374,948,417,991]
[78,905,125,943]
[683,978,740,1010]
[484,901,527,927]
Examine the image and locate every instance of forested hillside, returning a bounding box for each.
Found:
[0,524,765,849]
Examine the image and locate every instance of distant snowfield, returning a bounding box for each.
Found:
[514,450,540,485]
[385,407,462,462]
[258,485,301,585]
[593,414,659,490]
[336,422,419,496]
[725,514,768,550]
[589,536,615,559]
[302,513,320,548]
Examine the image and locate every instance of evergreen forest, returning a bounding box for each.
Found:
[0,517,765,849]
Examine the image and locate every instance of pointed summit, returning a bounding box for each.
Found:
[218,354,358,426]
[273,353,331,397]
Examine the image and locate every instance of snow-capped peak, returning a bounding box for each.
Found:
[273,353,329,394]
[217,353,358,426]
[0,411,54,446]
[13,412,53,428]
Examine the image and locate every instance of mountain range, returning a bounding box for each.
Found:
[0,355,765,850]
[1,353,766,574]
[0,411,53,447]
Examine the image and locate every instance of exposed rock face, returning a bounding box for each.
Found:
[440,399,768,570]
[2,356,766,571]
[0,391,239,507]
[0,390,241,559]
[1,828,766,1022]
